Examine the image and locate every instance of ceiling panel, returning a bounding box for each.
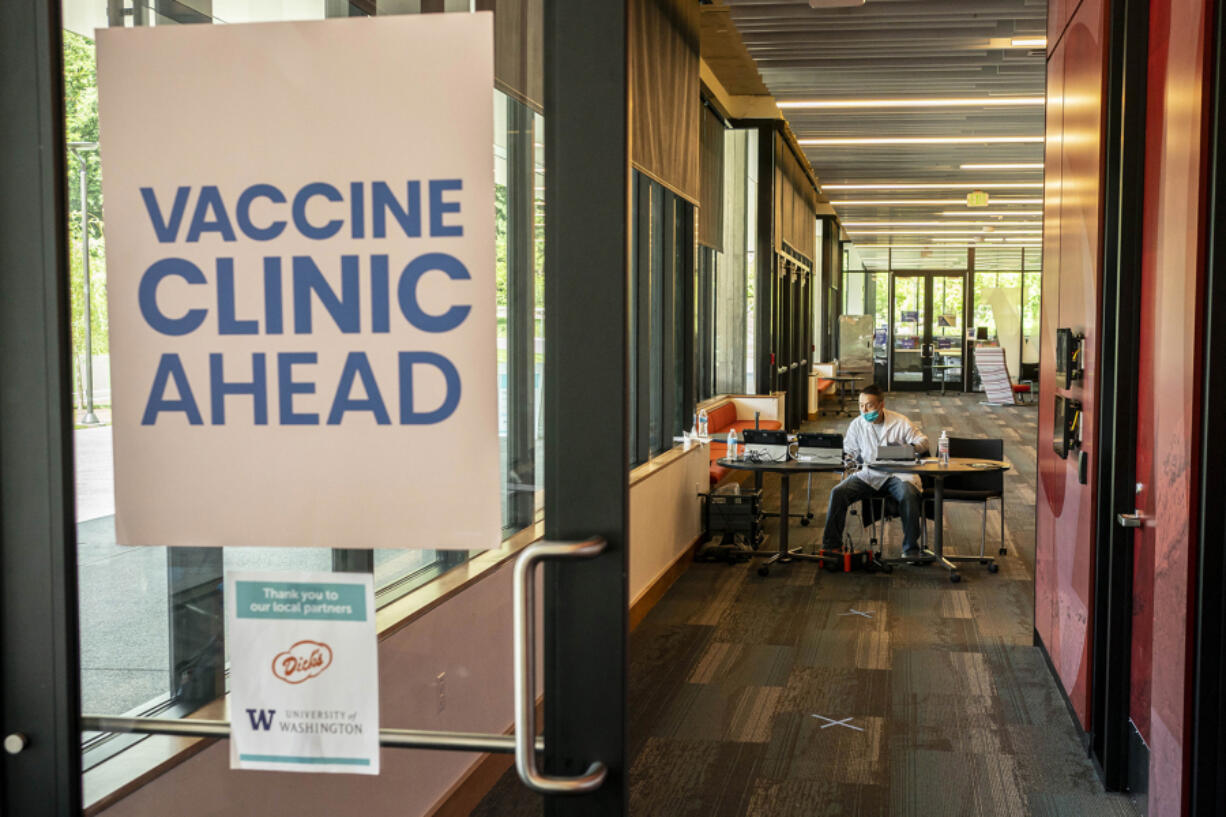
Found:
[721,0,1047,256]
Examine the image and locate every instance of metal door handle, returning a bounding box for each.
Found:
[4,733,28,755]
[1117,513,1145,528]
[790,362,799,370]
[514,538,608,794]
[777,366,788,374]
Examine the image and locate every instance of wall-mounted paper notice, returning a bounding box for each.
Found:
[228,571,379,774]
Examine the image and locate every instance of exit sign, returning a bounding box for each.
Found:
[967,190,990,207]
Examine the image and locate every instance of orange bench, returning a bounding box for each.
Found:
[702,397,784,485]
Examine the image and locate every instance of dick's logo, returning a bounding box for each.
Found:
[246,709,276,731]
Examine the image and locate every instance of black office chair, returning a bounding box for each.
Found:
[924,436,1007,562]
[857,490,934,561]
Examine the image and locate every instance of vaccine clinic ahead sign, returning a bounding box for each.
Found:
[96,15,499,550]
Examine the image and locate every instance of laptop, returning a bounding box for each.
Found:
[795,432,843,466]
[740,429,789,462]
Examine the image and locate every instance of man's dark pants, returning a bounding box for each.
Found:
[822,474,922,551]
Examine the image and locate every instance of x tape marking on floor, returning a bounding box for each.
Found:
[810,714,864,732]
[838,608,874,618]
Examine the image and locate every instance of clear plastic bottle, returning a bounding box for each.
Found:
[726,429,738,459]
[938,430,950,466]
[697,408,709,439]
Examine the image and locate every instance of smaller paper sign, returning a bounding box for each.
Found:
[901,310,919,323]
[937,313,957,328]
[228,571,379,774]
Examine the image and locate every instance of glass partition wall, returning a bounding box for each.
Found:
[841,246,1040,392]
[693,127,759,402]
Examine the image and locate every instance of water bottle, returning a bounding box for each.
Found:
[698,408,709,439]
[938,430,949,466]
[726,429,738,459]
[691,411,698,438]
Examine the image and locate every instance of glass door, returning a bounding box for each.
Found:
[889,273,965,391]
[2,3,631,816]
[931,274,965,392]
[891,275,926,389]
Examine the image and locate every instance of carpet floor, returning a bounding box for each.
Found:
[472,393,1139,816]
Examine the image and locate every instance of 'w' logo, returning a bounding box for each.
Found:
[246,709,276,731]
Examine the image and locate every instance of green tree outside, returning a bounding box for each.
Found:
[64,29,108,409]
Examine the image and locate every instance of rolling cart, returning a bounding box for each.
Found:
[698,486,764,563]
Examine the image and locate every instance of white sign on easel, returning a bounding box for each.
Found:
[96,14,499,551]
[228,571,379,774]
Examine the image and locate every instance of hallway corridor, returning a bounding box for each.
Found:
[475,394,1139,816]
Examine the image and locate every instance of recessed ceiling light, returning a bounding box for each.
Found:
[1011,38,1048,47]
[940,211,1043,216]
[843,221,1040,227]
[779,97,1045,109]
[823,183,1045,190]
[960,163,1044,170]
[846,244,937,249]
[847,229,1043,235]
[830,198,1044,206]
[800,136,1043,146]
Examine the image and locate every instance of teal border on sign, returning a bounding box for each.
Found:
[239,754,371,766]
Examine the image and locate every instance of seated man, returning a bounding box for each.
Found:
[822,384,933,562]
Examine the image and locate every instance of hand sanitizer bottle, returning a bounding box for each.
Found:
[938,430,949,466]
[726,429,738,460]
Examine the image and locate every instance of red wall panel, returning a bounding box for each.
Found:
[1134,1,1212,814]
[1043,0,1213,812]
[1036,0,1106,731]
[1035,37,1064,661]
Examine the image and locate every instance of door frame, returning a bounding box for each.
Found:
[543,1,630,814]
[1190,0,1226,811]
[1088,0,1147,793]
[0,1,84,814]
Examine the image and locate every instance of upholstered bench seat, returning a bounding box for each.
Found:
[698,395,785,485]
